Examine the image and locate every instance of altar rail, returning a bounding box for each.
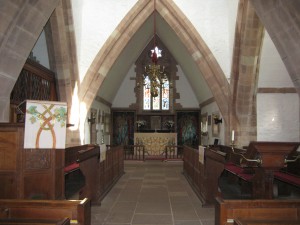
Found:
[0,198,90,225]
[164,145,183,160]
[123,145,183,161]
[124,145,145,160]
[215,197,300,225]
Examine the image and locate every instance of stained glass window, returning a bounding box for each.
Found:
[162,80,169,110]
[143,76,151,110]
[143,76,169,111]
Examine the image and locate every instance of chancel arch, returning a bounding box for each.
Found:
[0,1,299,146]
[78,0,234,144]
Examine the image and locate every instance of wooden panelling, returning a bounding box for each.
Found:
[0,123,64,200]
[0,198,90,225]
[64,145,124,204]
[0,173,17,199]
[215,197,300,225]
[0,131,18,170]
[183,146,225,206]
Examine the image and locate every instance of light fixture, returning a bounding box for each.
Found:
[144,0,167,97]
[213,115,222,124]
[88,112,96,124]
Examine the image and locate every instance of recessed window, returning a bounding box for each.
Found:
[143,74,169,111]
[136,38,175,113]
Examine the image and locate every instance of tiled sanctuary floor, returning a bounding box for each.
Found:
[91,161,215,225]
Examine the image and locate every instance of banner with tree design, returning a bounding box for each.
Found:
[24,100,67,149]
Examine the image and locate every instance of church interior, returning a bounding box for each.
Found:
[0,0,300,224]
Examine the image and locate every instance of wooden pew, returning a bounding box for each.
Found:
[215,142,300,199]
[98,145,124,201]
[183,146,225,206]
[64,145,100,203]
[234,218,300,225]
[214,144,258,199]
[0,218,70,225]
[77,145,100,204]
[273,152,300,196]
[65,145,124,204]
[215,197,300,225]
[0,198,90,225]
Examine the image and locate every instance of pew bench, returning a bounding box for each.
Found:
[222,162,254,198]
[224,162,254,182]
[211,144,256,183]
[64,144,100,174]
[215,197,300,225]
[234,218,300,225]
[0,198,91,225]
[64,146,81,175]
[64,163,80,175]
[274,153,300,187]
[274,171,300,188]
[0,218,70,225]
[64,145,100,202]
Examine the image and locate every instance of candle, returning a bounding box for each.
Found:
[231,130,235,141]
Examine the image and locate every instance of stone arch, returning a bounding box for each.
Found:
[250,0,300,93]
[0,0,60,122]
[78,0,232,132]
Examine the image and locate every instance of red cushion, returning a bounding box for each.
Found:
[238,173,253,181]
[274,171,300,187]
[225,163,254,181]
[225,163,244,175]
[64,162,79,173]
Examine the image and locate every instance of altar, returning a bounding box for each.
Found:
[135,132,177,155]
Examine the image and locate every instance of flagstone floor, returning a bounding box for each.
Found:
[91,161,215,225]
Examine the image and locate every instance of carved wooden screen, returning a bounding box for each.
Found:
[10,59,58,122]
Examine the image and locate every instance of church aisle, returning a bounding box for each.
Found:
[91,161,215,225]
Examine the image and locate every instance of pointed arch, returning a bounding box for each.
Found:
[78,0,232,128]
[0,0,60,122]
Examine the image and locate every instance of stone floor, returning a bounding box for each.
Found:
[91,161,215,225]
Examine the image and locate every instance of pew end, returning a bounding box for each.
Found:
[215,197,300,225]
[0,218,70,225]
[0,198,91,225]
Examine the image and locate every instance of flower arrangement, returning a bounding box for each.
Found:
[201,131,208,136]
[136,120,146,127]
[164,120,174,128]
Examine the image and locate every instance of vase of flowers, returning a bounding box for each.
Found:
[164,120,174,132]
[136,120,146,131]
